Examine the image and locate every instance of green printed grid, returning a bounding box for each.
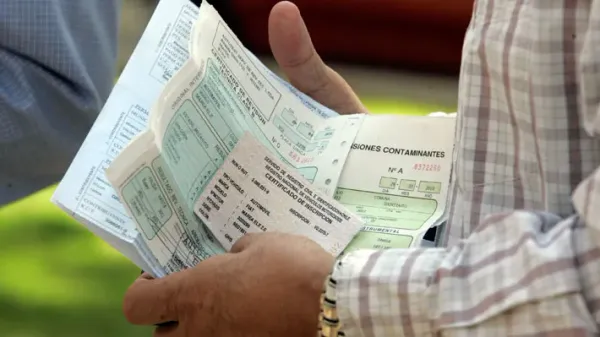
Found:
[121,167,172,240]
[334,188,437,251]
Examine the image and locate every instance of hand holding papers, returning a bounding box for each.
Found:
[104,2,363,276]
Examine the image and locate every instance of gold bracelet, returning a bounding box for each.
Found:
[318,272,344,336]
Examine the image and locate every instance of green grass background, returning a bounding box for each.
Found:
[0,99,452,337]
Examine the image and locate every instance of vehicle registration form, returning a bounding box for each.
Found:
[52,0,456,277]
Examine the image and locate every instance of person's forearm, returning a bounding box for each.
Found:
[328,211,600,336]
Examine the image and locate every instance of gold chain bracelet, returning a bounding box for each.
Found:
[318,273,345,336]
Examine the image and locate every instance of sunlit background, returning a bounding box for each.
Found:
[0,0,465,336]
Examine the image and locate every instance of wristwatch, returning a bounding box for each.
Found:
[318,262,345,336]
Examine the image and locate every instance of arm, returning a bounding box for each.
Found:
[319,0,600,332]
[326,210,600,335]
[325,14,600,337]
[0,0,120,204]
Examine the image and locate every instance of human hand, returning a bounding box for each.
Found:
[123,233,335,336]
[124,2,363,335]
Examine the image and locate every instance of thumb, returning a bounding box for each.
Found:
[268,1,367,115]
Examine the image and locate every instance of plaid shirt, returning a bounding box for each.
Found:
[330,0,600,335]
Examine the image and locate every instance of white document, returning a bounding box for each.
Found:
[51,0,201,276]
[334,114,456,252]
[105,2,364,275]
[194,133,364,256]
[52,0,456,277]
[51,0,347,276]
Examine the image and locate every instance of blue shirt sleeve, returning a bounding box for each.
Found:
[0,0,121,205]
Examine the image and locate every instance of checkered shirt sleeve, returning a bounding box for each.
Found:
[327,1,600,335]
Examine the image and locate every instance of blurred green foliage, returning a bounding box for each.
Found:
[0,187,152,337]
[0,99,452,337]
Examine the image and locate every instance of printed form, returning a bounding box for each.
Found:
[105,2,363,275]
[335,115,456,252]
[194,133,364,256]
[51,0,201,276]
[51,0,344,276]
[193,115,456,257]
[52,0,456,278]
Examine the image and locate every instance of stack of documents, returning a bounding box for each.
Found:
[52,0,456,277]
